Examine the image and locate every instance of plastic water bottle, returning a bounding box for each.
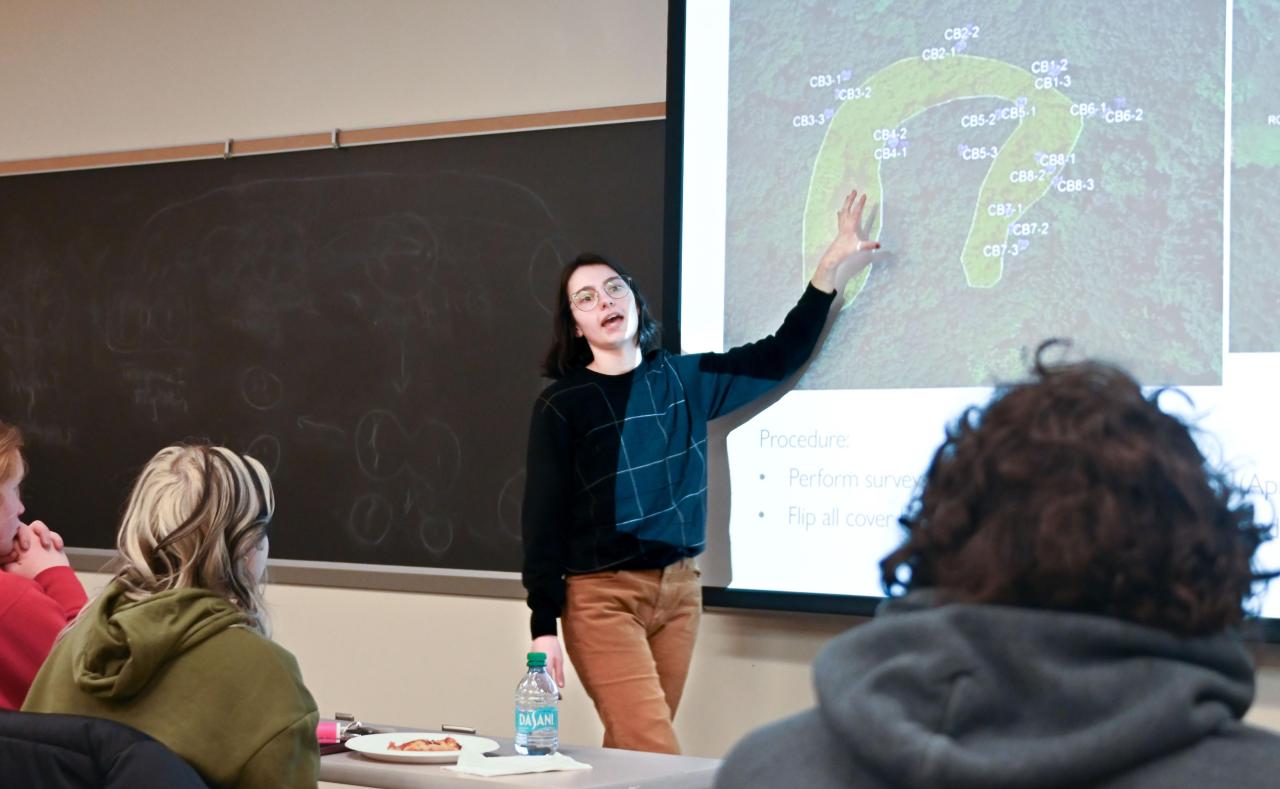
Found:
[514,651,559,755]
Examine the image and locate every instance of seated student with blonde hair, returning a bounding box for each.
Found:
[24,443,319,789]
[717,342,1280,789]
[0,419,88,710]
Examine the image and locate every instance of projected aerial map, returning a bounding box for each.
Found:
[723,1,1225,388]
[1231,0,1280,353]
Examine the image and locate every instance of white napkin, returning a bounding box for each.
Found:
[443,748,593,777]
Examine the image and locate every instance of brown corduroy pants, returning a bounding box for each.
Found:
[561,558,701,754]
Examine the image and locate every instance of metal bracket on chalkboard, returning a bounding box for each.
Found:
[331,128,342,150]
[223,139,233,160]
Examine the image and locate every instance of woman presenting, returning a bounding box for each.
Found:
[521,188,879,753]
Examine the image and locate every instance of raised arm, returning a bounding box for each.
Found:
[689,186,880,419]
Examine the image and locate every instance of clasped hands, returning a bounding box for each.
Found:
[2,521,71,579]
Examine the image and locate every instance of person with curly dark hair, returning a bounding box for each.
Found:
[717,342,1280,788]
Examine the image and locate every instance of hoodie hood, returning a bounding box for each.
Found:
[70,580,250,701]
[814,590,1255,789]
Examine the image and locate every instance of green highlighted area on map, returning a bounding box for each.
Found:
[803,54,1083,305]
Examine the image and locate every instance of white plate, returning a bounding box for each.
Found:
[344,732,501,764]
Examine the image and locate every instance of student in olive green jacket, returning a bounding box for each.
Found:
[24,443,318,789]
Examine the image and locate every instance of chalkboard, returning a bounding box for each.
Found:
[0,120,665,573]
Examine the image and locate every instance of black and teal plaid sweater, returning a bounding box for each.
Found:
[521,285,836,638]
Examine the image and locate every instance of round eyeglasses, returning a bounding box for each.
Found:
[569,277,631,311]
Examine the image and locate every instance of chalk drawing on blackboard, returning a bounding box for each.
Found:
[190,210,308,284]
[392,328,412,395]
[341,291,365,311]
[243,433,282,476]
[527,235,575,316]
[296,415,346,438]
[0,261,69,342]
[416,513,455,556]
[152,302,191,347]
[5,372,57,421]
[347,493,395,547]
[354,409,461,489]
[496,468,525,541]
[459,277,496,320]
[355,410,399,480]
[104,293,192,354]
[360,213,439,301]
[240,366,284,410]
[123,367,189,424]
[412,420,462,491]
[5,378,38,416]
[1,119,665,568]
[197,221,313,349]
[242,217,307,288]
[103,295,148,352]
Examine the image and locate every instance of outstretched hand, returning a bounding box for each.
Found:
[811,188,880,293]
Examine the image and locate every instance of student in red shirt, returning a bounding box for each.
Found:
[0,420,87,709]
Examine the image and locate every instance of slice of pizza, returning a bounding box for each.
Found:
[386,736,463,752]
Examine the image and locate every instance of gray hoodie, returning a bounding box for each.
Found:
[717,591,1280,788]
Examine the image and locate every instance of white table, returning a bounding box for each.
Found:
[320,735,720,789]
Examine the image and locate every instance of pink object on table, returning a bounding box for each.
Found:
[316,720,342,745]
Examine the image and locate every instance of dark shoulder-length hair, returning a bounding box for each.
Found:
[880,340,1275,636]
[541,252,661,379]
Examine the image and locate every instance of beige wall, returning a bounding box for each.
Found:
[0,0,666,161]
[77,571,853,758]
[73,570,1280,759]
[13,0,1280,762]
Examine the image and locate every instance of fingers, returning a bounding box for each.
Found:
[530,635,567,687]
[30,520,59,550]
[838,189,871,237]
[551,643,565,687]
[851,192,868,226]
[551,653,566,688]
[840,189,856,215]
[858,240,881,251]
[15,522,64,552]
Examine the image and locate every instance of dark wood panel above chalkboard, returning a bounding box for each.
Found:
[0,120,665,573]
